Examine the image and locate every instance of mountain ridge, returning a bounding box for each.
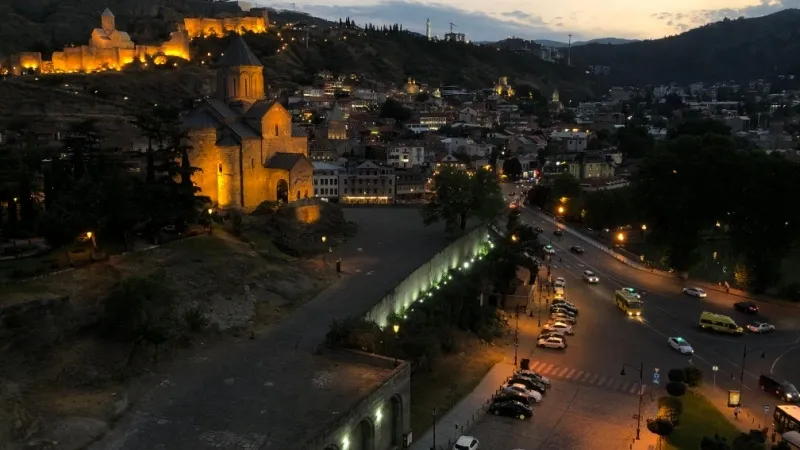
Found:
[536,37,638,47]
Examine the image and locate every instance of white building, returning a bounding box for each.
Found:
[440,137,475,153]
[312,161,343,201]
[339,161,395,204]
[387,144,426,168]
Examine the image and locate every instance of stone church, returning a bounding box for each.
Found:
[183,35,313,210]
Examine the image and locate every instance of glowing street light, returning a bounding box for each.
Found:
[557,206,565,214]
[617,232,625,242]
[511,234,519,242]
[392,324,400,366]
[641,224,647,231]
[321,236,327,243]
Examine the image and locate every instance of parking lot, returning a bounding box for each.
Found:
[471,380,654,450]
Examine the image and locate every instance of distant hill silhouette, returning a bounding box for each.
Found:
[570,9,800,84]
[536,38,637,48]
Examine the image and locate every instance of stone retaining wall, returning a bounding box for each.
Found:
[364,226,488,327]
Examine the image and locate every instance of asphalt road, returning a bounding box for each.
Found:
[504,185,800,413]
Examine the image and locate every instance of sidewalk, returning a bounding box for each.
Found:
[700,384,772,434]
[409,362,512,450]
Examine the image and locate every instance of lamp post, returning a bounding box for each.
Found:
[712,365,719,389]
[321,236,328,262]
[733,344,766,407]
[620,361,644,440]
[431,407,437,450]
[513,305,521,367]
[392,324,400,367]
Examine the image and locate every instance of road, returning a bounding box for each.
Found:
[503,185,800,414]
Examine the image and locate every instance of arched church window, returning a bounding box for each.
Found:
[251,158,254,170]
[218,163,222,173]
[275,125,279,137]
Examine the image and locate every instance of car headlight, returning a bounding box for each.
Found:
[636,312,641,316]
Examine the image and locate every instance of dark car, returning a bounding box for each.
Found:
[488,400,533,420]
[734,301,759,314]
[570,246,584,254]
[759,375,800,402]
[493,391,533,406]
[535,226,544,233]
[553,229,564,236]
[509,376,547,394]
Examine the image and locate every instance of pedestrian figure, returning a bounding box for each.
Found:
[734,406,740,420]
[336,257,342,276]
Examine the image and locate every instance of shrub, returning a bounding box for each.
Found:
[183,306,210,332]
[658,405,681,426]
[658,396,683,415]
[325,316,384,353]
[668,368,686,383]
[646,417,674,438]
[666,381,687,397]
[103,272,177,343]
[701,435,730,450]
[684,366,704,389]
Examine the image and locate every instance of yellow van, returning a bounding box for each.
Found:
[699,311,743,335]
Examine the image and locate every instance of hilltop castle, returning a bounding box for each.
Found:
[182,36,313,210]
[10,7,269,75]
[13,8,190,74]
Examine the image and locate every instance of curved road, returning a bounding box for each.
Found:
[505,187,800,414]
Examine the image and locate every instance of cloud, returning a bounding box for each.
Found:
[653,0,800,33]
[272,1,586,42]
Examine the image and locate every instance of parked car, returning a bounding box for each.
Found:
[503,384,543,402]
[489,400,533,420]
[535,226,544,233]
[538,335,567,349]
[453,436,480,450]
[759,375,800,402]
[583,270,599,283]
[514,370,551,386]
[509,376,547,394]
[667,336,694,354]
[683,287,708,298]
[549,306,577,318]
[734,301,759,314]
[543,245,556,255]
[553,229,563,236]
[570,245,584,254]
[554,277,567,288]
[747,322,775,333]
[552,299,577,309]
[543,320,573,335]
[493,391,534,406]
[550,312,577,325]
[537,330,564,341]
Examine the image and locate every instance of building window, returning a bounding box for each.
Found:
[314,188,318,195]
[251,158,254,170]
[275,125,279,136]
[314,179,318,185]
[218,163,222,173]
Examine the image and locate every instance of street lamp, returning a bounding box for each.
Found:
[557,206,565,214]
[712,365,719,389]
[620,362,644,440]
[617,232,625,242]
[511,234,519,242]
[393,324,400,367]
[732,345,765,407]
[641,224,647,231]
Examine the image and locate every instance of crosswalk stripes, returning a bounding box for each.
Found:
[525,360,643,396]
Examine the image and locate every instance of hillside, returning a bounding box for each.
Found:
[535,38,637,47]
[570,9,800,84]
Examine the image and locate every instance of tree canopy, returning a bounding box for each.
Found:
[422,167,504,235]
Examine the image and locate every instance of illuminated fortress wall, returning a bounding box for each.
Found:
[10,7,268,75]
[184,13,268,39]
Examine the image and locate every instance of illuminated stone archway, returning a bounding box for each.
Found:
[276,179,288,203]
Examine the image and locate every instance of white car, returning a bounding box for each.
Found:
[683,287,708,298]
[554,277,566,288]
[583,270,599,283]
[668,336,694,354]
[453,436,480,450]
[543,245,556,255]
[515,370,551,386]
[543,320,574,335]
[504,383,543,402]
[747,322,776,333]
[538,336,567,349]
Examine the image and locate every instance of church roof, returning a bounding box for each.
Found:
[182,110,219,129]
[101,8,114,17]
[265,152,305,171]
[218,35,263,68]
[243,100,273,120]
[226,121,260,140]
[291,124,307,137]
[206,98,239,119]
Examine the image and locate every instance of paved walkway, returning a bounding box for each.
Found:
[410,363,512,450]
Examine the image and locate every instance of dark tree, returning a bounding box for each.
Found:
[502,157,523,181]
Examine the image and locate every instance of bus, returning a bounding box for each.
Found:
[614,289,643,317]
[774,405,800,434]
